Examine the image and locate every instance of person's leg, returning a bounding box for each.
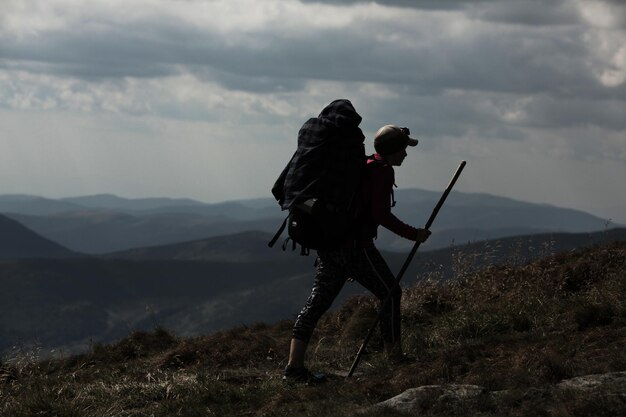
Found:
[288,250,348,368]
[349,246,402,354]
[287,339,308,368]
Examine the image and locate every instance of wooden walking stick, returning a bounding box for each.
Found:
[347,160,467,378]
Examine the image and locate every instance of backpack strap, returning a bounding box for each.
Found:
[268,214,289,248]
[282,237,297,252]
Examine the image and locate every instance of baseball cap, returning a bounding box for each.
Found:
[374,125,419,155]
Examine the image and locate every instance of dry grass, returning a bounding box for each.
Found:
[1,242,625,416]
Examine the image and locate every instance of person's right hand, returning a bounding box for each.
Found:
[415,228,431,243]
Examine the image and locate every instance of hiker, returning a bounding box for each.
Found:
[283,123,431,383]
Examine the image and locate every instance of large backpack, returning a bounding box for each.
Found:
[269,99,366,254]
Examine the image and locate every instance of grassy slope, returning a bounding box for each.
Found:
[1,242,625,416]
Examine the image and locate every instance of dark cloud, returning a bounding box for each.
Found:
[351,91,522,143]
[3,9,620,101]
[604,0,626,29]
[303,0,622,28]
[521,97,626,131]
[299,0,490,10]
[301,0,582,26]
[1,0,624,138]
[5,6,624,91]
[192,67,307,93]
[465,0,582,26]
[0,27,181,79]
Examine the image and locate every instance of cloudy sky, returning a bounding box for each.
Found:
[1,0,625,222]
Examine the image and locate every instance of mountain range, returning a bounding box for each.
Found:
[0,190,615,254]
[0,191,623,357]
[1,202,625,357]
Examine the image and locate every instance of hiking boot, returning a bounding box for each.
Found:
[282,365,327,384]
[388,352,417,365]
[385,343,417,365]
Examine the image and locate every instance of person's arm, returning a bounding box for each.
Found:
[370,166,430,242]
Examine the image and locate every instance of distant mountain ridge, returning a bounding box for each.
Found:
[0,195,83,216]
[1,191,617,254]
[0,192,621,359]
[60,194,206,211]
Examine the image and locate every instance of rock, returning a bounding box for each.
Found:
[373,384,486,413]
[557,371,626,393]
[371,372,626,414]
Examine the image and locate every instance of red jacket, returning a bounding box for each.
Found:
[352,153,419,244]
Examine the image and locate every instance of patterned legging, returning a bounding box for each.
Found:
[292,246,401,344]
